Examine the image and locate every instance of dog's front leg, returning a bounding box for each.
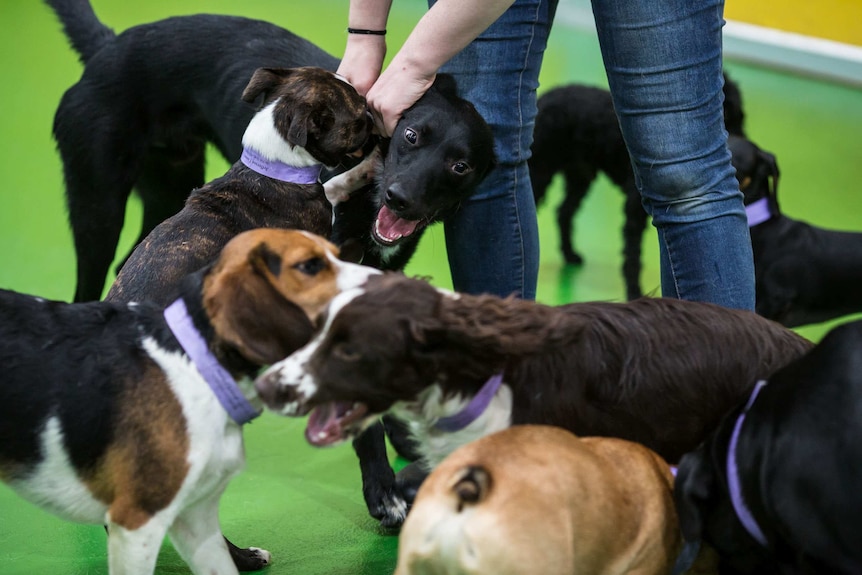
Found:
[324,147,381,207]
[107,517,169,575]
[354,421,409,529]
[168,491,269,575]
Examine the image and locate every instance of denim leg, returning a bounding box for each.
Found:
[590,0,755,310]
[429,0,558,300]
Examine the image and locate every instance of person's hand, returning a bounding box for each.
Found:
[365,53,435,138]
[337,34,386,97]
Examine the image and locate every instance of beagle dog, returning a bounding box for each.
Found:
[395,425,718,575]
[0,228,379,575]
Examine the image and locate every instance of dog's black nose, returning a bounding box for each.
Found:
[384,183,409,213]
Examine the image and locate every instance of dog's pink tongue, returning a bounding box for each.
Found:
[305,403,348,446]
[376,206,419,243]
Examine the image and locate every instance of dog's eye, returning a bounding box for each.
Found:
[333,342,360,361]
[404,128,418,145]
[452,161,473,175]
[294,257,327,276]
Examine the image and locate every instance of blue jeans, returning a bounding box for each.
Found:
[431,0,559,300]
[591,0,755,310]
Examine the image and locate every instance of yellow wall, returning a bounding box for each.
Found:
[725,0,862,46]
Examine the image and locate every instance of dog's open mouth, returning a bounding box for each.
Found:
[373,205,425,246]
[305,401,370,446]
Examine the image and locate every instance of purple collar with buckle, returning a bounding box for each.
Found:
[434,373,504,432]
[164,298,261,425]
[240,147,322,184]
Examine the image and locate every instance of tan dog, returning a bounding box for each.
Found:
[0,228,379,575]
[394,425,717,575]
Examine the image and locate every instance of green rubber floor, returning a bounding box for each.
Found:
[1,1,861,573]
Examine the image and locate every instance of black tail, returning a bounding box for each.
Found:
[44,0,115,64]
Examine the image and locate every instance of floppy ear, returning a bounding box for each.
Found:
[286,104,312,148]
[210,243,316,365]
[673,449,717,543]
[432,73,460,98]
[758,149,781,211]
[242,67,295,109]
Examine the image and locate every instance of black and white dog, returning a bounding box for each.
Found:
[674,318,862,574]
[0,229,380,574]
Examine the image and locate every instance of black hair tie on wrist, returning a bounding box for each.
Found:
[347,27,387,35]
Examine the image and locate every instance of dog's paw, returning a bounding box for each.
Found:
[226,538,272,572]
[395,461,429,506]
[365,483,409,530]
[563,251,584,266]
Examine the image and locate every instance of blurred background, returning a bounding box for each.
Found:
[0,1,860,573]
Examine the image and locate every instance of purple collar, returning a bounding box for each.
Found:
[164,298,261,425]
[746,198,773,227]
[240,147,322,184]
[434,373,504,432]
[726,380,768,546]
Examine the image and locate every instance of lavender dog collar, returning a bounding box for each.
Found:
[434,373,504,433]
[164,298,261,425]
[745,198,773,227]
[726,380,768,546]
[241,147,322,184]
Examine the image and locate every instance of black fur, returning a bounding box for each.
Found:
[729,134,862,328]
[45,0,339,303]
[674,319,862,574]
[332,74,496,270]
[0,293,166,472]
[529,74,746,300]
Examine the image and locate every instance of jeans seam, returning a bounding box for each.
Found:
[659,226,681,299]
[512,0,542,297]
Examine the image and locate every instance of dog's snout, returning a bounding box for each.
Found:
[254,370,304,415]
[385,184,409,213]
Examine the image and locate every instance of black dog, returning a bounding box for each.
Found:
[255,273,812,526]
[674,319,862,574]
[529,74,745,300]
[729,134,862,328]
[328,73,496,271]
[48,0,495,302]
[46,0,339,302]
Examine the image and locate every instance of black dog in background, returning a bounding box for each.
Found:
[729,134,862,328]
[47,0,339,303]
[674,318,862,574]
[529,75,745,300]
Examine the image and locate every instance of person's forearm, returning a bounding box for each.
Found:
[390,0,515,77]
[346,0,393,32]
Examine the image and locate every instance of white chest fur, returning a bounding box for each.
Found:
[391,383,514,468]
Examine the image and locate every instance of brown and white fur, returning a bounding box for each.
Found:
[396,425,718,575]
[254,274,812,523]
[0,229,380,574]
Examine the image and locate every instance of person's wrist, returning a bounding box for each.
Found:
[347,27,386,36]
